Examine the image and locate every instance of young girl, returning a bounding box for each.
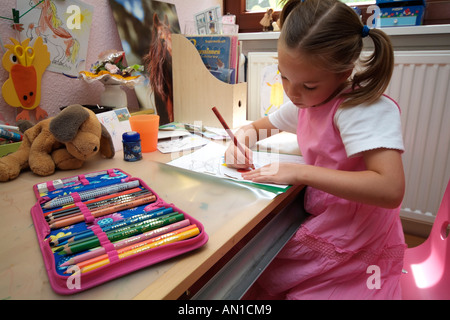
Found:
[226,0,406,299]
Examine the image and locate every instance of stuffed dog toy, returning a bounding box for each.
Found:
[0,104,115,181]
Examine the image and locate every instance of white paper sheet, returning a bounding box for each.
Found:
[167,142,304,190]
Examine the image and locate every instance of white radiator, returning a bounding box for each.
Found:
[247,50,450,222]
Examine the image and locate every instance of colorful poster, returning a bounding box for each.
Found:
[17,0,93,76]
[193,6,221,35]
[109,0,181,125]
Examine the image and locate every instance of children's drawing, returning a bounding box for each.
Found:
[168,142,305,191]
[95,107,132,152]
[194,6,222,34]
[17,0,92,76]
[260,64,289,117]
[1,37,50,121]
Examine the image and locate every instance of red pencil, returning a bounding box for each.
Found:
[212,106,254,169]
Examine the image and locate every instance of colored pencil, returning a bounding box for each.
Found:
[77,227,200,274]
[43,180,141,209]
[47,192,153,224]
[45,189,148,219]
[46,190,151,222]
[49,194,156,229]
[55,212,182,252]
[68,224,198,271]
[52,207,174,247]
[60,219,191,267]
[49,192,154,226]
[212,106,255,169]
[36,170,110,193]
[44,187,143,216]
[51,207,174,246]
[0,124,19,131]
[0,128,22,142]
[57,213,185,255]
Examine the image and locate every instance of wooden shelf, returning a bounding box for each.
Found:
[172,34,247,128]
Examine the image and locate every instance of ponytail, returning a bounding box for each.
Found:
[342,28,394,107]
[279,0,395,108]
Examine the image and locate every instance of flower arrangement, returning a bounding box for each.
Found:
[80,50,144,87]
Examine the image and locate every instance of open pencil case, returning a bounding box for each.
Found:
[30,168,208,295]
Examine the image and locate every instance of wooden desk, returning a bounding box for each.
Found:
[0,145,304,300]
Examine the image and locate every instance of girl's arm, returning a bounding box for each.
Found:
[242,148,405,209]
[224,117,278,169]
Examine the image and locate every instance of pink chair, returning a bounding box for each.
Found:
[401,179,450,299]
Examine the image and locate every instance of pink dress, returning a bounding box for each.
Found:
[245,95,406,300]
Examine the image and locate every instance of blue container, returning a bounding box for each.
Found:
[376,0,426,27]
[122,131,142,161]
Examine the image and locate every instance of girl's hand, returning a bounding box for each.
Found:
[224,143,254,169]
[224,117,278,170]
[241,162,303,186]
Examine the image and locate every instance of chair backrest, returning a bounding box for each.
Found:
[427,179,450,285]
[401,179,450,299]
[429,180,450,246]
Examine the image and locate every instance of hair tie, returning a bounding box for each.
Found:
[362,25,370,38]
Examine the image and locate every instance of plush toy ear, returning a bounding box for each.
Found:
[100,123,115,158]
[16,119,34,133]
[50,104,90,142]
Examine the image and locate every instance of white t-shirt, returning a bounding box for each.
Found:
[268,96,404,158]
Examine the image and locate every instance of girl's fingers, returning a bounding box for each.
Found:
[225,145,254,169]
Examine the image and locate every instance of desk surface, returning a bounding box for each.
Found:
[0,142,303,300]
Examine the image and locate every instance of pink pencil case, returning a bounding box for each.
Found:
[30,168,208,295]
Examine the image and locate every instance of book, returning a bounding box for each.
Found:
[186,35,239,84]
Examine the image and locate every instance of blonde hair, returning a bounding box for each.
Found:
[279,0,394,108]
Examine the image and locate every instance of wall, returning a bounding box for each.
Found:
[0,0,221,125]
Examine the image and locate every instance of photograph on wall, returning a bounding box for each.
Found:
[194,6,221,35]
[109,0,180,125]
[16,0,93,77]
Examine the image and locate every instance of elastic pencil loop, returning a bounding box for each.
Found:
[96,232,109,244]
[71,192,82,204]
[91,225,112,248]
[39,196,51,205]
[46,181,56,192]
[90,225,119,263]
[76,202,95,224]
[78,174,89,186]
[122,176,138,184]
[107,250,120,264]
[90,224,103,235]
